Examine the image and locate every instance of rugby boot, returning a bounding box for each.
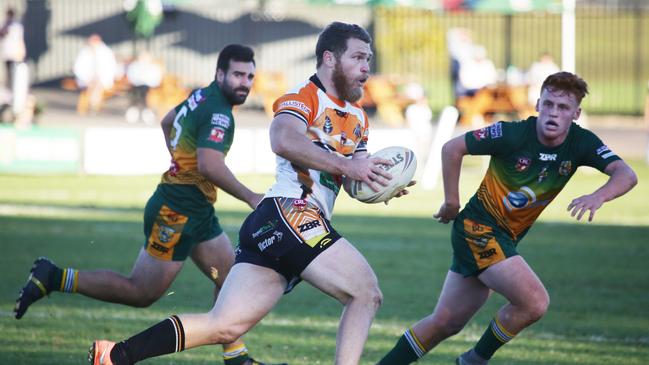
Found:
[88,340,116,365]
[245,359,288,365]
[14,257,57,319]
[456,350,488,365]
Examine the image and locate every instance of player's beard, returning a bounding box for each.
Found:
[220,80,250,106]
[332,62,363,103]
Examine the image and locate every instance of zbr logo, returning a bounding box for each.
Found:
[503,186,537,211]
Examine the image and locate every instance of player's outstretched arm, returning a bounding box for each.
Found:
[567,159,637,222]
[434,135,469,224]
[270,113,392,191]
[197,148,263,209]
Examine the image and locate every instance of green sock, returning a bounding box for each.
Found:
[474,317,515,360]
[377,328,426,365]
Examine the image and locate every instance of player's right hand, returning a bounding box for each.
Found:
[433,202,460,224]
[343,156,393,192]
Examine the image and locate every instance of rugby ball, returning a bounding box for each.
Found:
[349,146,417,204]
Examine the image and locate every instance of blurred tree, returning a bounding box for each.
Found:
[124,0,163,38]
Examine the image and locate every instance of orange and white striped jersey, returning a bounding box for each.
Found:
[265,75,370,219]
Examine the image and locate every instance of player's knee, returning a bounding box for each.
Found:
[430,313,465,337]
[356,281,383,310]
[525,291,550,323]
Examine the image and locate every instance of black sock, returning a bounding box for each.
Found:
[111,315,185,364]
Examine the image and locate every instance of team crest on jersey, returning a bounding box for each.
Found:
[537,166,548,183]
[472,127,489,141]
[489,122,503,138]
[211,113,230,128]
[353,123,362,138]
[559,160,572,175]
[515,157,531,172]
[323,116,333,134]
[208,127,225,143]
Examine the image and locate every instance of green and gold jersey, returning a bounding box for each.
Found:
[464,116,620,240]
[161,81,235,205]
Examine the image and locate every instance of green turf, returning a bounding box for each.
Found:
[1,160,647,364]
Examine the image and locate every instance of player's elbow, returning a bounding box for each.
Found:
[627,169,638,189]
[270,132,290,157]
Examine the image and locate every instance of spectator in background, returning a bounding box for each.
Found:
[404,82,433,166]
[447,28,474,103]
[458,45,498,97]
[526,52,559,107]
[125,51,163,124]
[73,34,117,115]
[0,7,25,90]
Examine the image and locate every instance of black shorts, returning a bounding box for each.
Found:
[235,197,341,292]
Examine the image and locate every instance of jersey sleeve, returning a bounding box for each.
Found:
[465,121,520,156]
[196,105,234,153]
[273,89,316,126]
[576,128,621,172]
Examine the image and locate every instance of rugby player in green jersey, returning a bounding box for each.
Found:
[15,44,283,365]
[377,72,638,365]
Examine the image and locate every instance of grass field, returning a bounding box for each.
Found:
[1,158,648,364]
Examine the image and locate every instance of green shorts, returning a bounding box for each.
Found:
[143,186,222,261]
[450,210,520,277]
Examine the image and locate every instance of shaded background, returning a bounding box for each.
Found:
[3,0,648,115]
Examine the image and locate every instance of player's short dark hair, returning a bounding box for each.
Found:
[541,71,589,103]
[315,22,371,68]
[216,44,255,73]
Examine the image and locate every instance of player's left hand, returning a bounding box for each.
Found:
[247,192,265,210]
[567,193,605,222]
[384,181,416,205]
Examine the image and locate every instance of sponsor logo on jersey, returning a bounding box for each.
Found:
[489,122,503,138]
[596,145,616,159]
[279,100,311,114]
[324,116,333,134]
[187,89,205,111]
[472,127,489,141]
[559,160,572,175]
[503,186,550,211]
[208,127,225,143]
[211,113,231,128]
[538,153,557,161]
[515,157,531,172]
[537,166,548,183]
[353,123,362,138]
